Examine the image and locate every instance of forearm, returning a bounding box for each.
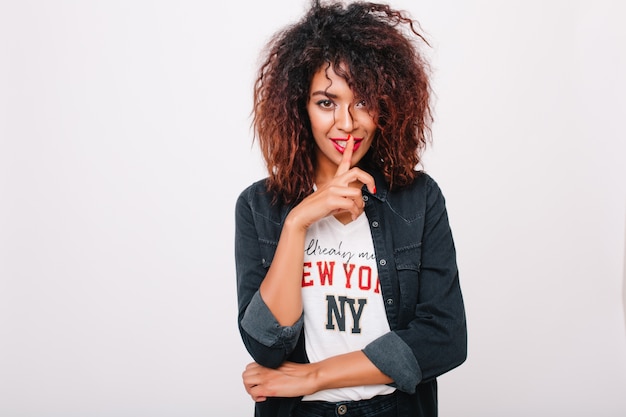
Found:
[259,214,307,326]
[243,350,393,401]
[309,350,393,392]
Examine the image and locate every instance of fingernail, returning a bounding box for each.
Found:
[373,186,377,194]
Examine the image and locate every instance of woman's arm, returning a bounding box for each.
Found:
[242,351,392,402]
[237,138,376,366]
[236,181,369,366]
[257,214,307,325]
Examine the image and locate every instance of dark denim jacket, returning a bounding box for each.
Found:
[235,169,467,417]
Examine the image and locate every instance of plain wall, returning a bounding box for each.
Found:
[1,1,625,416]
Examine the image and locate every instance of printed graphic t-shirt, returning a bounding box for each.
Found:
[301,212,396,402]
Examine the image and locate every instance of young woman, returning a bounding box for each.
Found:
[235,1,467,416]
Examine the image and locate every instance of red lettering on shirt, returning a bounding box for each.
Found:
[303,262,381,294]
[343,263,355,289]
[317,261,335,285]
[302,262,313,287]
[358,266,372,290]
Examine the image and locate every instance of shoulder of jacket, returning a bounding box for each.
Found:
[237,178,271,201]
[389,170,438,196]
[237,178,292,225]
[383,171,444,217]
[412,171,445,198]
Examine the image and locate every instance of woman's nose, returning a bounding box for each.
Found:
[335,105,355,132]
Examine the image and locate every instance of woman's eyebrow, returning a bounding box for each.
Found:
[310,90,338,99]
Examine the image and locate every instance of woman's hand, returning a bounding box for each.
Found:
[288,135,376,230]
[242,361,318,402]
[242,352,393,402]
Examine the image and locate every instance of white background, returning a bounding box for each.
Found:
[1,1,625,416]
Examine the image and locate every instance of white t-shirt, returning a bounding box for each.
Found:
[301,212,396,402]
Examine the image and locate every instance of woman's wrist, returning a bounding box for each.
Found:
[284,208,310,233]
[306,362,324,394]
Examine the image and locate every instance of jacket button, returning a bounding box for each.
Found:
[379,259,387,266]
[362,195,369,202]
[386,298,394,305]
[372,221,379,228]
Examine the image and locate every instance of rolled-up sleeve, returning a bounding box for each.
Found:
[241,291,304,353]
[362,332,421,393]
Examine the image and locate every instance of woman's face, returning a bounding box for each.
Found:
[306,64,377,175]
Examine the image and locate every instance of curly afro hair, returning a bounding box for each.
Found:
[253,0,433,204]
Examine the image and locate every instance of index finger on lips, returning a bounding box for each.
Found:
[334,134,354,177]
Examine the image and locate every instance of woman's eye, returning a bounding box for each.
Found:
[316,99,334,109]
[355,100,367,108]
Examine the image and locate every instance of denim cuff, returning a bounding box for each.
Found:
[362,332,421,393]
[241,291,304,350]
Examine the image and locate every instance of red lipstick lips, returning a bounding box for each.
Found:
[330,136,363,153]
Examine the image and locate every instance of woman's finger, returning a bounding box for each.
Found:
[334,134,354,177]
[332,136,376,194]
[338,167,377,195]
